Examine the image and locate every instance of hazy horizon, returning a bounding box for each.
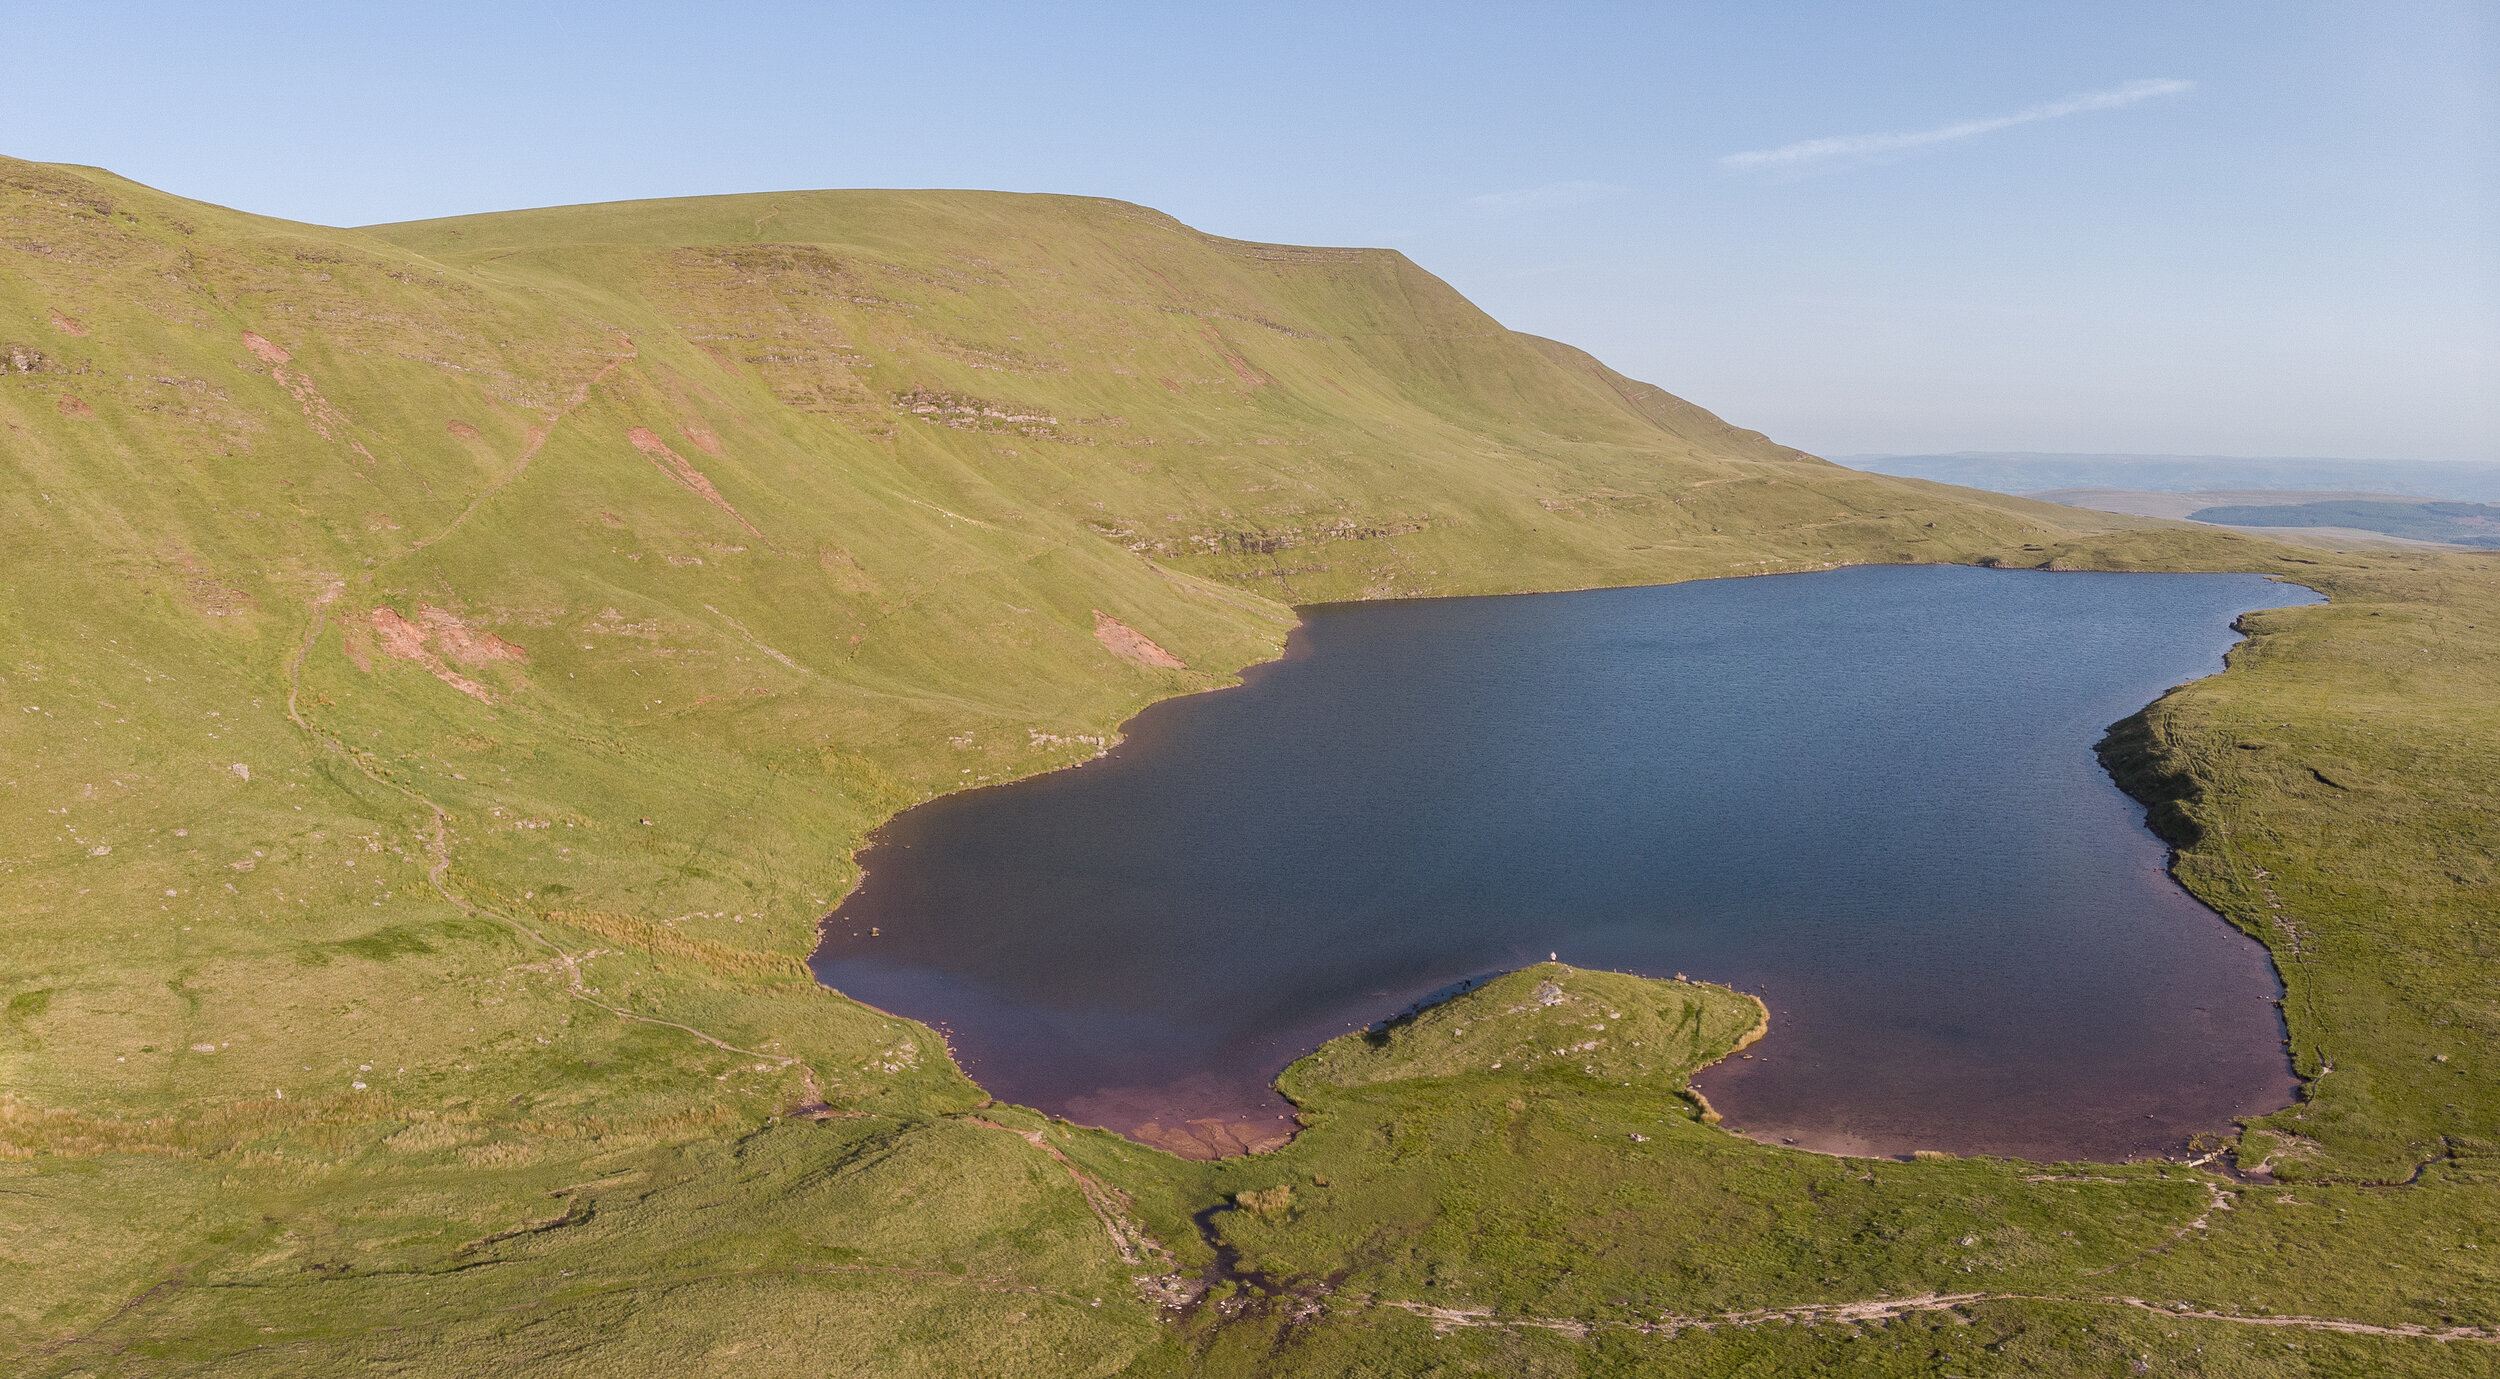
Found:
[1837,450,2499,468]
[1835,450,2500,500]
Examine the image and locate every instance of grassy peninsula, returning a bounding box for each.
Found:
[3,156,2495,1374]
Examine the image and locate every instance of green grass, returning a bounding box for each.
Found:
[4,154,2496,1373]
[2103,558,2500,1179]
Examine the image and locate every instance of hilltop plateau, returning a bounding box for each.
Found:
[4,157,2496,1375]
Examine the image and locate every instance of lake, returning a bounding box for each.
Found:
[813,564,2317,1161]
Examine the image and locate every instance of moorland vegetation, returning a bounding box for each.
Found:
[2,156,2495,1375]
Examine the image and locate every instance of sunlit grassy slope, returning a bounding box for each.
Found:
[4,156,2495,1373]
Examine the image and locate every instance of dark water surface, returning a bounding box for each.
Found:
[814,566,2316,1161]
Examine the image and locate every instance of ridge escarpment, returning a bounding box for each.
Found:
[0,156,2152,1121]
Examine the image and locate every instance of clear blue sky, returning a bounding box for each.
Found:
[8,2,2494,461]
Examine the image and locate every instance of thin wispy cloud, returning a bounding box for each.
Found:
[1465,180,1626,215]
[1721,78,2194,172]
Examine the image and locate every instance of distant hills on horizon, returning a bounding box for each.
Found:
[1837,451,2500,502]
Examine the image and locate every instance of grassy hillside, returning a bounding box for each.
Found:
[4,156,2496,1374]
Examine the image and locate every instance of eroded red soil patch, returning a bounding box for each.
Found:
[1200,326,1267,387]
[1093,610,1186,669]
[242,329,353,443]
[423,605,527,665]
[366,604,527,701]
[48,308,85,336]
[627,426,762,536]
[56,394,92,419]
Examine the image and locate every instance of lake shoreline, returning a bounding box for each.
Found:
[811,561,2323,1165]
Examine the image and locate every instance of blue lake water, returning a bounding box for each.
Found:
[814,565,2317,1160]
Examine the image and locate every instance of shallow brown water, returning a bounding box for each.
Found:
[813,565,2315,1160]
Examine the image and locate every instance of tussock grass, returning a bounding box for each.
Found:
[543,908,811,979]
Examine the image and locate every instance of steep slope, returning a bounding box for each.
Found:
[19,158,2492,1374]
